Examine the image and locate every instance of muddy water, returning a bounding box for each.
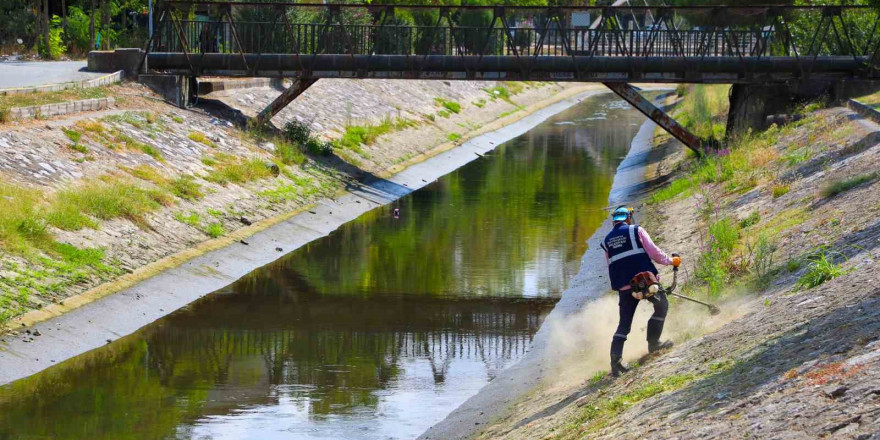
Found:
[0,93,645,440]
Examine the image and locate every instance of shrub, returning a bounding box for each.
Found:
[708,218,739,256]
[821,172,878,198]
[283,120,311,145]
[305,138,333,156]
[795,251,848,290]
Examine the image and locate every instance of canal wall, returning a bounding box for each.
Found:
[0,81,617,385]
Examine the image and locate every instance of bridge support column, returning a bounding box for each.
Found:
[604,82,703,156]
[255,78,318,127]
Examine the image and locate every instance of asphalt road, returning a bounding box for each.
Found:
[0,61,102,89]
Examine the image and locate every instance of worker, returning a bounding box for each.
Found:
[600,205,681,377]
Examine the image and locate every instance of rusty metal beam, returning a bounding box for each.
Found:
[603,82,703,156]
[255,78,317,126]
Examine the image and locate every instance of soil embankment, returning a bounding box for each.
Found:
[466,99,880,439]
[0,79,612,384]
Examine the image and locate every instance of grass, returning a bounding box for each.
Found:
[649,178,694,203]
[569,374,698,435]
[795,250,848,290]
[204,222,225,238]
[122,165,203,201]
[188,131,217,148]
[205,157,275,186]
[738,210,761,229]
[0,85,110,112]
[821,172,878,198]
[771,184,790,198]
[855,90,880,109]
[472,98,486,108]
[674,84,730,143]
[274,139,306,165]
[259,184,299,203]
[434,98,461,114]
[447,133,462,142]
[49,179,170,230]
[62,128,88,153]
[171,115,184,124]
[334,117,413,154]
[168,176,204,201]
[174,211,200,227]
[485,86,511,101]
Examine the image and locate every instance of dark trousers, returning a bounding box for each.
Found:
[610,290,668,357]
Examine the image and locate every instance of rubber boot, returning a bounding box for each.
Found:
[648,340,674,354]
[610,355,629,378]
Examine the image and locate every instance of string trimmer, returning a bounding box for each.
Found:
[629,254,721,315]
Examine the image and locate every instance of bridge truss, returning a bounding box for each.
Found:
[139,2,880,151]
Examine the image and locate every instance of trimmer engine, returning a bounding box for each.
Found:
[630,271,661,300]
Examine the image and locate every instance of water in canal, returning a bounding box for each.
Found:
[0,93,646,440]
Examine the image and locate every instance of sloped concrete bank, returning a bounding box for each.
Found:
[0,85,616,386]
[419,102,668,440]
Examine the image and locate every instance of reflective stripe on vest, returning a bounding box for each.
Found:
[607,225,646,264]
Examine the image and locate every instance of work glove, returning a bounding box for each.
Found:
[672,253,681,268]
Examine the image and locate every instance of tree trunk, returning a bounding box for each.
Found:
[62,0,67,34]
[89,0,95,50]
[42,0,50,58]
[102,0,110,50]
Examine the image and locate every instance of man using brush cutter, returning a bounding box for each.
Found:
[601,205,681,377]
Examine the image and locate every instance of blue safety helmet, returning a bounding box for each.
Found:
[611,205,632,222]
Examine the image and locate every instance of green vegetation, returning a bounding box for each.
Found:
[649,178,694,203]
[188,131,216,148]
[855,90,880,110]
[121,165,203,201]
[447,133,462,142]
[434,98,461,114]
[168,176,203,201]
[437,110,451,119]
[174,211,200,227]
[472,99,486,108]
[259,184,299,203]
[486,86,510,101]
[0,86,109,112]
[738,210,761,229]
[569,374,697,435]
[171,116,184,124]
[334,117,414,154]
[205,156,274,186]
[274,139,307,165]
[796,250,848,291]
[204,222,225,238]
[50,179,171,230]
[821,172,878,198]
[771,183,790,198]
[62,128,88,153]
[674,84,730,144]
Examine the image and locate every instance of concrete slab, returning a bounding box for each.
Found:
[0,61,103,89]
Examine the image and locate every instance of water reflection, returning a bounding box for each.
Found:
[0,93,645,440]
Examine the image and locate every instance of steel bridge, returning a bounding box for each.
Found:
[138,2,880,151]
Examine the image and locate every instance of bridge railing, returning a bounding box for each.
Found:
[155,20,775,58]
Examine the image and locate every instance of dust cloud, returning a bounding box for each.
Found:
[543,290,751,390]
